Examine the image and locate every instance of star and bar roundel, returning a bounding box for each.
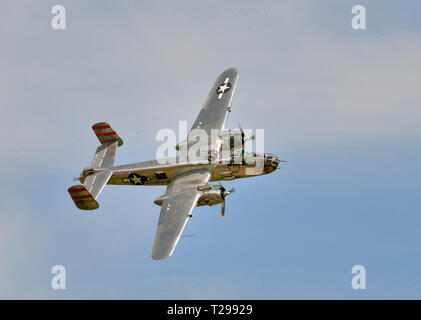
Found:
[128,173,150,185]
[216,77,232,99]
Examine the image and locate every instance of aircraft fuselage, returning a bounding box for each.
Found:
[79,153,280,186]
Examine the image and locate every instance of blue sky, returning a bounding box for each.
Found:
[1,0,421,298]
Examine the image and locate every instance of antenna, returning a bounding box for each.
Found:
[181,234,196,238]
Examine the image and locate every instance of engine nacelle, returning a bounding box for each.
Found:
[197,184,235,218]
[197,187,223,207]
[153,185,224,207]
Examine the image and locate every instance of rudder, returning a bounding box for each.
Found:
[68,185,99,210]
[92,122,123,147]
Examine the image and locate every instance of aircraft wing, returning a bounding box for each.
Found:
[152,169,212,260]
[190,67,239,136]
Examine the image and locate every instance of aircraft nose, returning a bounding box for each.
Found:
[264,154,280,169]
[272,155,280,168]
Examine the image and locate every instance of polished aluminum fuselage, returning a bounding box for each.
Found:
[80,153,279,186]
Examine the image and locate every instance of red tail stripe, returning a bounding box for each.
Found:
[68,188,87,193]
[96,131,117,137]
[72,195,93,200]
[93,125,111,130]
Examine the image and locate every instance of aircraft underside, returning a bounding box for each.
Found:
[104,162,267,186]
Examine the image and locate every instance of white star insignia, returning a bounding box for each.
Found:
[218,83,230,94]
[131,175,142,184]
[217,77,231,99]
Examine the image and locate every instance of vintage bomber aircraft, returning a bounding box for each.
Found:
[68,68,281,260]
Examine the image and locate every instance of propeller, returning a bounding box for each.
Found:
[219,183,235,218]
[238,122,256,143]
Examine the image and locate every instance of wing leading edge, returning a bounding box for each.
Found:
[152,169,212,260]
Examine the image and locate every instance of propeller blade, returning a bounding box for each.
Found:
[218,183,234,218]
[247,135,256,141]
[218,182,226,195]
[238,122,255,142]
[238,122,244,135]
[221,198,225,218]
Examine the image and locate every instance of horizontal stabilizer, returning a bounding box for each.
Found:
[68,185,99,210]
[84,170,113,199]
[90,141,118,169]
[92,122,123,147]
